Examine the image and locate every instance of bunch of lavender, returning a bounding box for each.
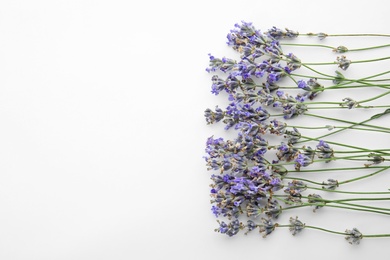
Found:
[204,21,390,245]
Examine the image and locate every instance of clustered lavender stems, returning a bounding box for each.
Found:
[204,21,390,245]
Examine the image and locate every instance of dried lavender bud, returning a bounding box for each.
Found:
[206,54,237,73]
[333,45,348,53]
[246,203,264,218]
[294,153,313,170]
[205,107,224,124]
[245,220,258,234]
[345,228,363,245]
[286,53,302,70]
[325,125,335,131]
[365,153,385,167]
[269,119,287,135]
[267,27,299,39]
[289,216,305,235]
[284,127,302,144]
[317,32,328,40]
[316,140,334,162]
[264,200,282,219]
[337,55,351,70]
[341,97,358,109]
[259,218,276,237]
[215,220,229,234]
[271,164,288,176]
[308,194,325,211]
[322,179,339,190]
[332,70,345,85]
[276,143,299,161]
[285,180,307,193]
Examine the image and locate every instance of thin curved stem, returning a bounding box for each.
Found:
[288,166,388,173]
[290,125,390,134]
[302,33,390,37]
[307,186,390,195]
[338,166,390,185]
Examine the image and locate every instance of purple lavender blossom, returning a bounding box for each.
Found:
[267,27,299,39]
[316,140,334,162]
[289,216,305,235]
[259,218,276,237]
[294,153,313,170]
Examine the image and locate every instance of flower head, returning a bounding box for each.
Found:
[345,228,363,245]
[337,55,351,70]
[289,216,305,235]
[322,179,339,190]
[308,194,325,211]
[259,218,276,238]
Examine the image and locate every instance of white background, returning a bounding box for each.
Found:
[0,0,390,259]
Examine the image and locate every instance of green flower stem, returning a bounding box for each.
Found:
[333,150,390,154]
[290,73,333,81]
[363,234,390,238]
[307,105,390,110]
[329,201,390,212]
[302,56,390,66]
[300,89,390,106]
[290,125,390,134]
[303,113,390,133]
[268,154,383,168]
[302,33,390,37]
[350,44,390,52]
[283,176,323,186]
[299,134,386,154]
[281,42,334,50]
[279,223,390,238]
[359,89,390,104]
[292,146,390,155]
[276,224,348,236]
[283,167,389,187]
[281,42,390,52]
[338,166,390,185]
[288,166,388,173]
[330,84,390,90]
[307,186,390,195]
[302,225,347,236]
[294,65,390,86]
[276,197,390,216]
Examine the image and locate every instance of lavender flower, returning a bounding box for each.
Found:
[206,54,236,73]
[333,70,345,84]
[341,97,358,109]
[269,119,287,135]
[294,153,313,170]
[246,203,263,218]
[267,27,299,39]
[289,216,305,235]
[333,46,348,53]
[316,140,334,162]
[285,180,307,193]
[337,55,351,70]
[264,200,282,219]
[345,228,363,244]
[322,179,339,190]
[284,127,301,144]
[365,153,385,167]
[307,32,328,40]
[215,219,243,237]
[276,143,299,162]
[298,78,324,100]
[259,218,276,238]
[307,194,325,211]
[245,220,258,234]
